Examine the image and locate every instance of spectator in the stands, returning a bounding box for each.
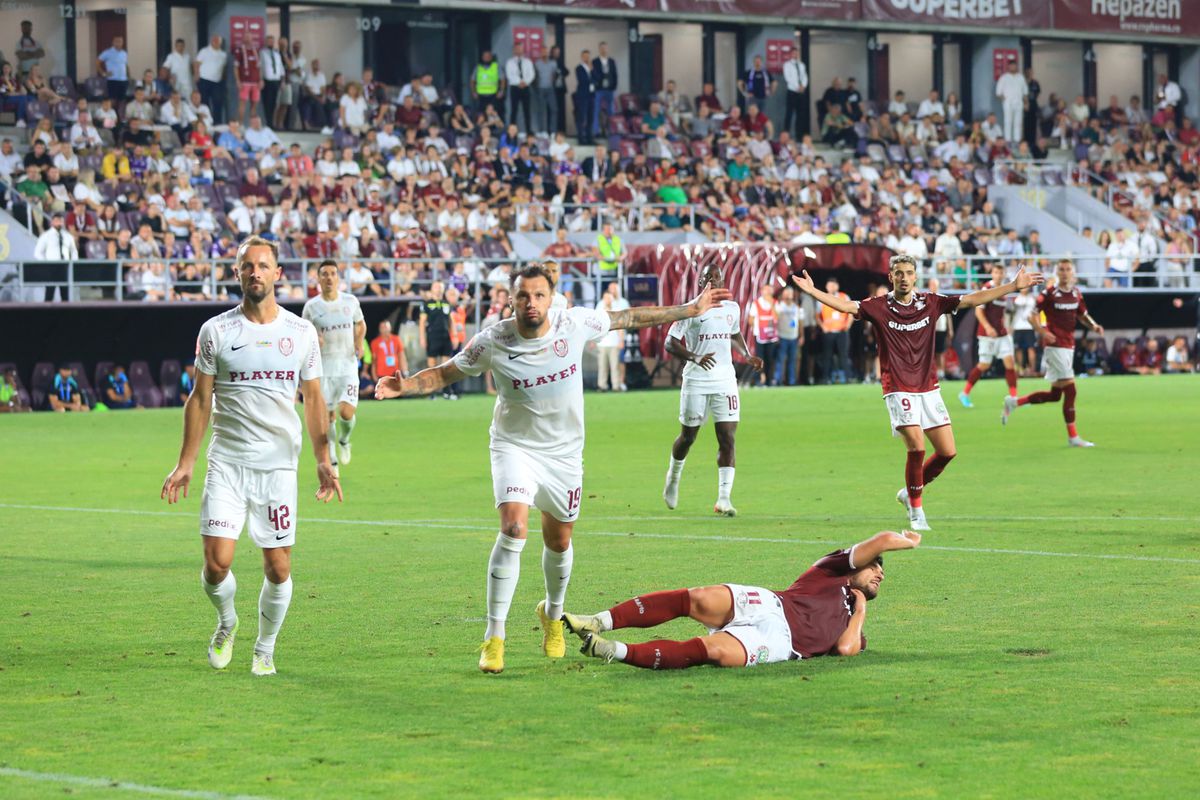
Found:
[591,41,617,139]
[96,35,130,101]
[103,364,136,409]
[737,55,774,108]
[820,104,855,149]
[50,365,88,412]
[0,368,30,413]
[163,38,194,99]
[1165,336,1193,373]
[245,115,281,152]
[16,20,45,77]
[195,36,227,124]
[1105,228,1138,288]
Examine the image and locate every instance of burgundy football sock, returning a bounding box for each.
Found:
[1018,386,1062,406]
[1004,368,1018,397]
[905,449,925,508]
[623,637,710,670]
[609,589,691,629]
[1063,383,1078,437]
[922,452,956,486]
[964,365,983,394]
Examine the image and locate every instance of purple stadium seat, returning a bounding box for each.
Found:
[886,144,907,164]
[129,361,162,408]
[212,157,238,182]
[333,128,358,149]
[866,143,887,163]
[618,93,641,114]
[607,115,630,136]
[689,140,711,159]
[617,138,641,159]
[217,183,242,209]
[54,101,76,124]
[24,100,50,124]
[83,76,107,101]
[50,75,77,99]
[91,361,113,397]
[973,167,992,187]
[80,153,103,173]
[160,360,183,406]
[85,239,107,260]
[30,362,55,410]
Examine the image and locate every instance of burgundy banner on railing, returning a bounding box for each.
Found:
[1054,0,1195,38]
[861,0,1050,29]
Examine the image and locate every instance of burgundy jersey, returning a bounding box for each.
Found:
[775,549,866,659]
[976,280,1009,337]
[1036,285,1087,348]
[857,292,961,394]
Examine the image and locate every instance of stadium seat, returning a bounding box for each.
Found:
[30,362,55,411]
[866,143,887,163]
[85,240,107,260]
[50,76,77,99]
[689,140,711,159]
[24,100,50,124]
[617,138,641,159]
[618,93,641,115]
[212,158,239,182]
[607,115,630,136]
[129,361,162,408]
[54,101,76,125]
[160,360,182,406]
[886,144,907,164]
[217,183,243,210]
[333,128,359,150]
[83,76,107,101]
[973,167,992,187]
[90,362,112,399]
[80,153,103,173]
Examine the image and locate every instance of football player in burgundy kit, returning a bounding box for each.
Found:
[1003,259,1104,446]
[563,529,921,669]
[958,263,1020,408]
[375,264,732,674]
[793,254,1043,531]
[161,236,343,677]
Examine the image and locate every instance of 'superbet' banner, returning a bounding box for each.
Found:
[485,0,859,19]
[1054,0,1197,38]
[861,0,1051,28]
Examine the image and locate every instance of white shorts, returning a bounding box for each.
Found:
[200,460,298,549]
[707,584,793,667]
[490,445,583,523]
[1043,346,1075,382]
[978,334,1014,363]
[321,373,359,410]
[679,387,740,426]
[884,389,952,436]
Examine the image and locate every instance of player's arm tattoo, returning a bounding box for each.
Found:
[608,304,695,331]
[399,361,466,396]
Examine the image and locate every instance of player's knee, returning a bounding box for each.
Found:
[339,406,355,421]
[204,553,232,581]
[701,637,744,668]
[263,552,291,583]
[501,519,527,538]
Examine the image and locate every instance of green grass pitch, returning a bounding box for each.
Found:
[1,375,1198,798]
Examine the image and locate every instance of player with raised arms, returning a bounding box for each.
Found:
[661,263,762,516]
[792,254,1042,530]
[375,263,732,674]
[303,260,366,469]
[563,530,921,669]
[958,263,1020,408]
[161,235,343,677]
[1002,259,1104,446]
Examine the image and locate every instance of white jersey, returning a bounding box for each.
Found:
[195,305,322,472]
[551,292,568,311]
[668,300,740,394]
[303,292,363,376]
[453,307,611,459]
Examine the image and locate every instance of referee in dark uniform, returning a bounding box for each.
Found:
[419,280,456,399]
[738,55,775,111]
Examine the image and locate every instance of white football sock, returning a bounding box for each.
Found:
[201,570,238,629]
[613,641,629,662]
[255,576,293,656]
[667,457,686,480]
[597,610,614,631]
[485,533,526,640]
[336,415,356,444]
[327,438,337,466]
[718,467,735,503]
[542,544,574,620]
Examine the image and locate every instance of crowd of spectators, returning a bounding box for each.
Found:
[2,27,1200,306]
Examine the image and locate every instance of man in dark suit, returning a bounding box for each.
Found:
[581,143,615,183]
[574,49,594,145]
[591,42,617,140]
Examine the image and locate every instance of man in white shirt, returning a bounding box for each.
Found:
[594,280,629,391]
[897,224,929,263]
[303,261,366,468]
[375,263,732,675]
[195,35,228,124]
[782,49,808,139]
[981,112,1003,143]
[1156,74,1182,111]
[163,38,194,98]
[228,196,267,236]
[245,115,282,152]
[302,60,328,131]
[187,90,214,128]
[0,138,22,182]
[188,196,216,234]
[33,212,79,301]
[376,121,401,152]
[260,35,285,125]
[69,114,103,151]
[163,195,193,237]
[995,61,1027,145]
[917,89,945,122]
[505,42,536,134]
[1105,228,1139,287]
[162,236,340,678]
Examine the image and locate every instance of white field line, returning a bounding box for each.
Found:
[0,766,273,800]
[2,502,1198,565]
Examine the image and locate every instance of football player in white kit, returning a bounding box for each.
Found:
[303,260,366,469]
[161,236,343,677]
[662,264,762,516]
[544,258,570,310]
[375,263,731,674]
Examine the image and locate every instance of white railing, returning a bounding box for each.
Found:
[926,252,1199,291]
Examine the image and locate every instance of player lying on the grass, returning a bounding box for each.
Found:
[662,263,763,517]
[303,260,366,471]
[792,255,1043,531]
[564,529,921,669]
[375,263,732,674]
[959,263,1020,408]
[1003,259,1104,447]
[161,235,343,678]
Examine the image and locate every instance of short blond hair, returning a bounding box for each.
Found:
[236,235,279,265]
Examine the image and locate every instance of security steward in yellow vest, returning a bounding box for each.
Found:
[596,222,623,277]
[472,51,504,116]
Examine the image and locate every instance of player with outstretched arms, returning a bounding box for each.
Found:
[1003,259,1104,446]
[958,263,1020,408]
[376,263,732,674]
[303,260,366,469]
[793,254,1042,531]
[564,530,921,669]
[662,264,763,516]
[161,236,343,677]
